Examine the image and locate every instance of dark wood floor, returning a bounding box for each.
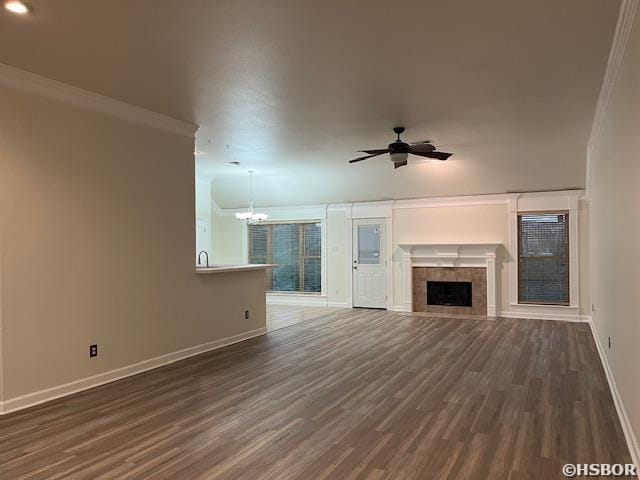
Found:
[0,309,631,480]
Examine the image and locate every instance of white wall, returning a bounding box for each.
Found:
[0,81,266,412]
[579,201,591,318]
[195,177,213,256]
[196,178,212,221]
[211,211,246,265]
[588,0,640,463]
[326,208,349,306]
[392,204,510,309]
[211,193,589,317]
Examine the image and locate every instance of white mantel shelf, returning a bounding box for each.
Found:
[398,243,502,316]
[398,243,501,266]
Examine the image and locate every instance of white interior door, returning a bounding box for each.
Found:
[352,219,387,309]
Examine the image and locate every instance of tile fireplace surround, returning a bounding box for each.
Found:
[398,244,501,317]
[413,267,487,315]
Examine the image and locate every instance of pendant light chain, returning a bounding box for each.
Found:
[235,170,268,224]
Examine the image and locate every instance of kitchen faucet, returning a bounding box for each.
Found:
[197,250,209,268]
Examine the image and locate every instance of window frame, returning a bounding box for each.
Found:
[248,221,322,295]
[517,210,570,306]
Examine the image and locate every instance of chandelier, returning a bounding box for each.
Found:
[235,170,268,224]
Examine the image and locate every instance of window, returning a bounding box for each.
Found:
[248,222,322,293]
[518,212,569,305]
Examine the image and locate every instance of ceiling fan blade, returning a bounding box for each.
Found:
[348,152,386,163]
[410,140,432,145]
[394,160,408,169]
[358,149,390,154]
[411,151,453,160]
[409,143,436,153]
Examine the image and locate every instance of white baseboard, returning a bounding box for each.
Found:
[588,318,640,471]
[388,306,587,322]
[327,301,351,308]
[498,309,585,322]
[267,294,328,307]
[0,327,267,416]
[390,305,412,312]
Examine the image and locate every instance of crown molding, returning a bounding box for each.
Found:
[0,62,198,138]
[394,192,585,209]
[586,0,639,196]
[393,193,508,209]
[220,204,328,221]
[211,197,223,216]
[216,190,585,215]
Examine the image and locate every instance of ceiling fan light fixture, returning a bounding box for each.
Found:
[390,152,408,164]
[348,127,452,169]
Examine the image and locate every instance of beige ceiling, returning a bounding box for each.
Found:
[0,0,619,207]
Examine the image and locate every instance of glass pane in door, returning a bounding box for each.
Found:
[358,225,381,264]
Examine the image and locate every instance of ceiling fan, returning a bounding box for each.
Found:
[348,127,452,169]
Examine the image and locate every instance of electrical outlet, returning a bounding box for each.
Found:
[608,337,611,349]
[244,310,250,320]
[592,303,595,312]
[89,344,98,358]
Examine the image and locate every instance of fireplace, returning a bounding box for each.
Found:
[399,243,501,316]
[412,267,486,315]
[427,281,472,307]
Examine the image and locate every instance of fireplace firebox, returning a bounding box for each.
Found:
[427,281,472,307]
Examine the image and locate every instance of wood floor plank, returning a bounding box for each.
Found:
[0,307,632,480]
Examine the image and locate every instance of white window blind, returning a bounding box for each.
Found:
[518,212,569,305]
[248,222,321,293]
